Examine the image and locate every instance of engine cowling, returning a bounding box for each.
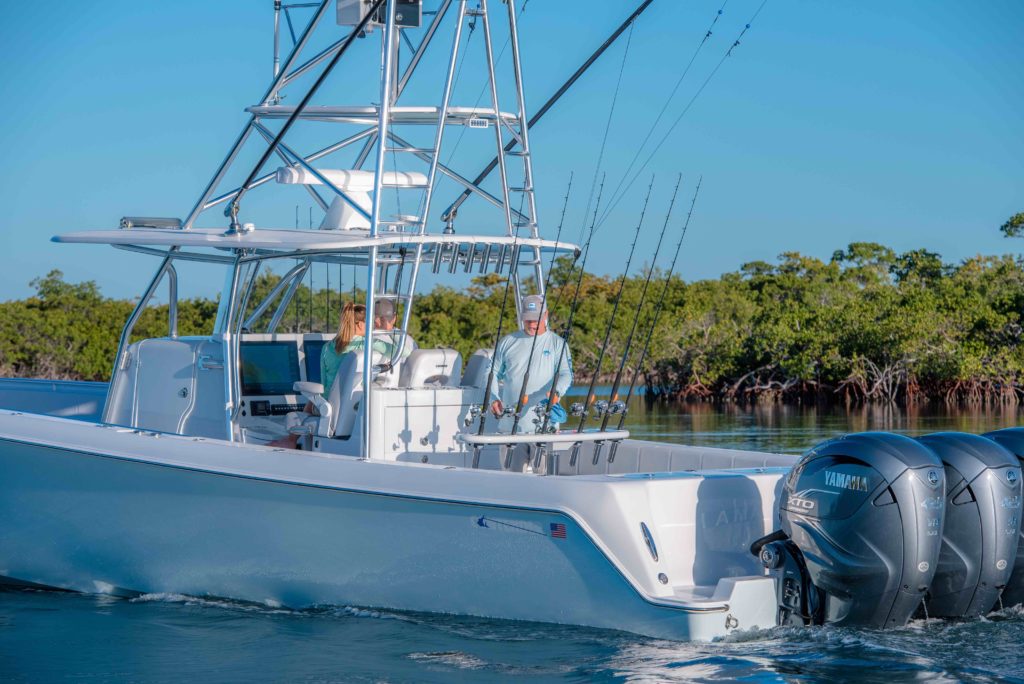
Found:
[916,432,1021,617]
[754,432,945,628]
[980,427,1024,608]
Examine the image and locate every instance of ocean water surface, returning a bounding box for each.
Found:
[3,402,1024,683]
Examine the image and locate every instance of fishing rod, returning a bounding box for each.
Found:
[567,178,655,466]
[607,177,702,464]
[471,226,526,469]
[509,174,574,436]
[595,1,769,231]
[590,174,682,464]
[536,175,607,436]
[596,0,726,224]
[441,0,655,223]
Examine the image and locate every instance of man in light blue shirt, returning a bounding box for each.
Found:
[489,294,572,434]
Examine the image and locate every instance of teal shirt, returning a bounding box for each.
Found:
[319,335,396,396]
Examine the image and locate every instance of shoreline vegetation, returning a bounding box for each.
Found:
[3,240,1024,406]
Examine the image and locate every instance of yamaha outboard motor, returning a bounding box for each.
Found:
[916,432,1021,617]
[977,428,1024,608]
[752,432,945,628]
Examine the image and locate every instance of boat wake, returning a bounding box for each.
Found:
[129,591,405,622]
[597,609,1024,683]
[6,585,1024,681]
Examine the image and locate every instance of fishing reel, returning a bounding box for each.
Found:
[608,400,626,415]
[530,405,560,433]
[593,400,610,418]
[465,404,483,426]
[569,402,586,418]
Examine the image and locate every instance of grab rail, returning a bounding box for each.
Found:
[458,430,628,446]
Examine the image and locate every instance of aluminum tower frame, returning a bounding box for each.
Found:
[176,0,544,450]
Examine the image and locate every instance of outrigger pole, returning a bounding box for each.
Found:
[590,174,682,464]
[568,178,654,467]
[441,0,656,223]
[606,177,702,463]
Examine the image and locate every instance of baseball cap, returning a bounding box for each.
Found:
[520,294,546,322]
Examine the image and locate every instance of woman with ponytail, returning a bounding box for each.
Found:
[270,301,370,450]
[320,301,367,397]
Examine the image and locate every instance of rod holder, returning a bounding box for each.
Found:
[568,441,581,467]
[607,440,621,464]
[479,244,493,274]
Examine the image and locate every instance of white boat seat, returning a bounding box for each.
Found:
[399,349,463,388]
[275,167,428,190]
[460,349,492,388]
[290,351,381,439]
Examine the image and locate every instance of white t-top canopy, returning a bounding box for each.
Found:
[52,228,577,254]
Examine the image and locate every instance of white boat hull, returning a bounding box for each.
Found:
[0,411,789,641]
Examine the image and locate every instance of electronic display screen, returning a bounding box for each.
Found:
[240,342,300,396]
[303,339,328,384]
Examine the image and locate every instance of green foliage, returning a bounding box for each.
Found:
[1002,212,1024,238]
[6,243,1024,404]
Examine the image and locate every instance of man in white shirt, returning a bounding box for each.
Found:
[489,294,572,434]
[373,299,417,359]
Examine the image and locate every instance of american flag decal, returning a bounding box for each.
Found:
[550,522,567,539]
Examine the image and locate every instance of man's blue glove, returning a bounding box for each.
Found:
[538,398,567,425]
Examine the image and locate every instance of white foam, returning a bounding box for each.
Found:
[408,651,487,670]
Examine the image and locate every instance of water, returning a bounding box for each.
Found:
[3,403,1024,683]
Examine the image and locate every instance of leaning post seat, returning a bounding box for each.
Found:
[459,349,492,389]
[398,349,463,388]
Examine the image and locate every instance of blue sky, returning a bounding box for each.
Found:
[0,0,1021,301]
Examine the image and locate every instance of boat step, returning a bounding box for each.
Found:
[510,186,533,192]
[381,182,431,189]
[506,150,530,157]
